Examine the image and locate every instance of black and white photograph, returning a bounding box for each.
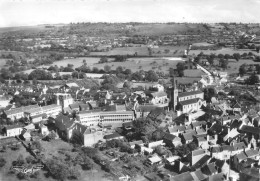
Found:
[0,0,260,180]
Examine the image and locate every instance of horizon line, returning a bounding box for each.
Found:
[1,21,260,28]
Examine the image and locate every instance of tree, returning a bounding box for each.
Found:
[145,70,158,82]
[28,69,53,80]
[131,71,143,81]
[203,87,217,102]
[256,64,260,74]
[224,54,231,60]
[217,54,224,59]
[99,57,108,63]
[26,155,35,164]
[15,154,25,166]
[0,157,6,167]
[44,131,57,141]
[116,66,123,74]
[233,53,241,61]
[239,65,247,76]
[176,62,185,77]
[154,146,166,156]
[219,58,228,69]
[63,67,74,72]
[45,159,69,180]
[114,55,127,62]
[104,65,111,73]
[123,81,133,89]
[246,73,260,85]
[207,54,215,65]
[30,140,43,151]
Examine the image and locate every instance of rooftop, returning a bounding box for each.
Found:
[178,90,203,98]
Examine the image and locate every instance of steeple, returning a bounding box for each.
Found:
[171,77,178,111]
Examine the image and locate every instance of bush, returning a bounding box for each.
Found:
[0,157,6,167]
[26,155,35,164]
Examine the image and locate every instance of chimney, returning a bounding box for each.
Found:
[207,135,210,141]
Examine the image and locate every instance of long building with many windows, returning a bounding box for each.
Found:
[76,110,134,127]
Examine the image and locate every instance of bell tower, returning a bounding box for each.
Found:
[171,78,178,111]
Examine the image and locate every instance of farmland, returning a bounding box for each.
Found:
[94,57,185,73]
[228,59,260,74]
[90,46,186,57]
[189,47,258,56]
[132,23,210,36]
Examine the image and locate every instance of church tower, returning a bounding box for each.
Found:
[171,78,178,111]
[250,135,257,149]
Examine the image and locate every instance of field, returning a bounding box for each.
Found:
[94,57,185,73]
[0,59,7,68]
[132,23,209,36]
[228,59,260,74]
[90,46,186,57]
[192,42,215,46]
[189,47,258,56]
[22,57,185,75]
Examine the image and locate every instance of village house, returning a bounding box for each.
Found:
[163,133,182,147]
[84,128,103,147]
[3,125,23,137]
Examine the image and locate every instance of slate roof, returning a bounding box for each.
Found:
[190,170,208,181]
[179,98,200,106]
[168,125,186,133]
[5,105,39,115]
[178,90,203,98]
[163,132,178,141]
[191,155,211,170]
[103,132,122,140]
[240,125,260,135]
[171,172,194,181]
[55,114,74,131]
[245,149,259,158]
[150,91,167,98]
[183,130,196,141]
[208,173,226,181]
[233,142,246,151]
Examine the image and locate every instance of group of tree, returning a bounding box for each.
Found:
[245,73,260,85]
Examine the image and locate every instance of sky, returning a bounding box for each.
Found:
[0,0,260,27]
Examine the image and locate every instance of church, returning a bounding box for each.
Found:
[170,79,206,114]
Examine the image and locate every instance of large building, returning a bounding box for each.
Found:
[4,105,39,120]
[170,79,206,114]
[24,104,62,120]
[76,110,134,127]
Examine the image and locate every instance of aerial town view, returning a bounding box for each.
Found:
[0,0,260,181]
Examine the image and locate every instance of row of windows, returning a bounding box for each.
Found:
[184,103,197,108]
[103,119,132,122]
[80,118,132,122]
[101,114,133,117]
